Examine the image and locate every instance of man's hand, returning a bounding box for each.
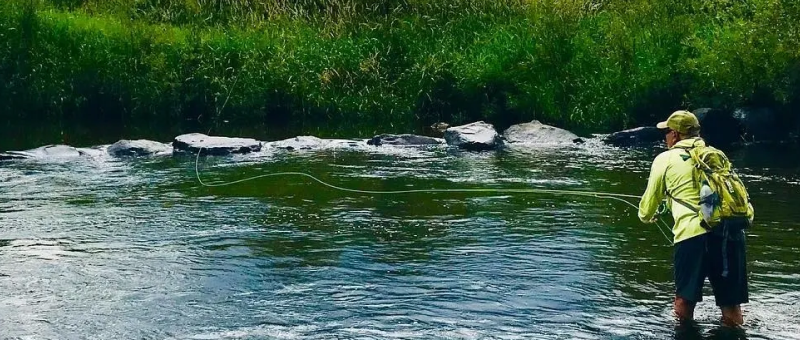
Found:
[641,216,658,224]
[639,215,658,224]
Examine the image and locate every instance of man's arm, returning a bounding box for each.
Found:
[638,154,668,224]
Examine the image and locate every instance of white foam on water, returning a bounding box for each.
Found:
[181,324,317,340]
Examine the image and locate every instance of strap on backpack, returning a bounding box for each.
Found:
[664,138,711,231]
[665,191,712,231]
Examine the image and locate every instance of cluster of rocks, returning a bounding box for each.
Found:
[0,120,587,160]
[1,107,792,160]
[166,120,583,154]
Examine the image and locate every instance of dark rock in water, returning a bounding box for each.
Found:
[444,121,501,150]
[269,136,328,150]
[502,120,580,144]
[367,134,443,146]
[431,122,449,132]
[108,139,172,157]
[693,108,742,147]
[424,122,450,137]
[603,127,663,147]
[733,107,783,142]
[173,133,261,155]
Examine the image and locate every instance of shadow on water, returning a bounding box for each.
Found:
[675,321,749,340]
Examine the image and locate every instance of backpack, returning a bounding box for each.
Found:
[670,140,752,229]
[668,140,752,278]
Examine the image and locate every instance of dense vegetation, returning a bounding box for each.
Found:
[1,0,799,135]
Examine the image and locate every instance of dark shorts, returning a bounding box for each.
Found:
[674,219,749,307]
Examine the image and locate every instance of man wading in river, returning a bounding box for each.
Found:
[638,110,754,327]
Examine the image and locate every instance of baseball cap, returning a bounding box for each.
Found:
[656,110,700,135]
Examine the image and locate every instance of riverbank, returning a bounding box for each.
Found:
[2,0,800,134]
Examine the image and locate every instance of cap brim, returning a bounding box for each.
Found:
[656,121,668,129]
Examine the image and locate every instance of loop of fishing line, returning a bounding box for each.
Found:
[193,147,674,245]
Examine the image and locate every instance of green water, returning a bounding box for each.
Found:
[0,130,798,339]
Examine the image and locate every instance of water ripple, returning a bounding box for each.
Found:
[0,141,798,339]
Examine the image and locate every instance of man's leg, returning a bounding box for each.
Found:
[674,296,697,321]
[673,235,707,321]
[708,221,749,327]
[720,305,743,326]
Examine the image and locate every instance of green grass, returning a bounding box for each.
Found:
[1,0,800,136]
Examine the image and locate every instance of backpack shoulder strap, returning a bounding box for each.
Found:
[666,191,712,231]
[662,138,712,231]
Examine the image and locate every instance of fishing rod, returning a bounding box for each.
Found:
[192,148,675,245]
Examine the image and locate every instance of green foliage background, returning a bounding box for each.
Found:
[1,0,799,135]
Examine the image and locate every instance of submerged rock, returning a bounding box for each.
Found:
[503,120,581,144]
[603,127,663,147]
[327,139,366,149]
[173,133,261,155]
[269,136,329,150]
[107,139,172,157]
[2,145,86,159]
[367,134,444,146]
[444,121,502,151]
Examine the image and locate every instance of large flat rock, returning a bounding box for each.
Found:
[503,120,581,144]
[269,136,329,150]
[173,133,262,155]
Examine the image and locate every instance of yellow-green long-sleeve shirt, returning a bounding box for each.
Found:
[638,138,709,244]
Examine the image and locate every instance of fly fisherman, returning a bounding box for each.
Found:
[638,110,754,327]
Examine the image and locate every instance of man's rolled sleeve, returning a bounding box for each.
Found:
[638,154,668,223]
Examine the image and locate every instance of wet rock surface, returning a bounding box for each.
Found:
[0,145,88,160]
[603,127,663,147]
[173,133,262,155]
[269,136,329,150]
[503,120,581,145]
[444,121,501,150]
[108,140,172,157]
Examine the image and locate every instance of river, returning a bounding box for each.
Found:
[1,130,799,339]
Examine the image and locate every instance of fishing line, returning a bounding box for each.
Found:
[192,148,675,245]
[195,67,673,245]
